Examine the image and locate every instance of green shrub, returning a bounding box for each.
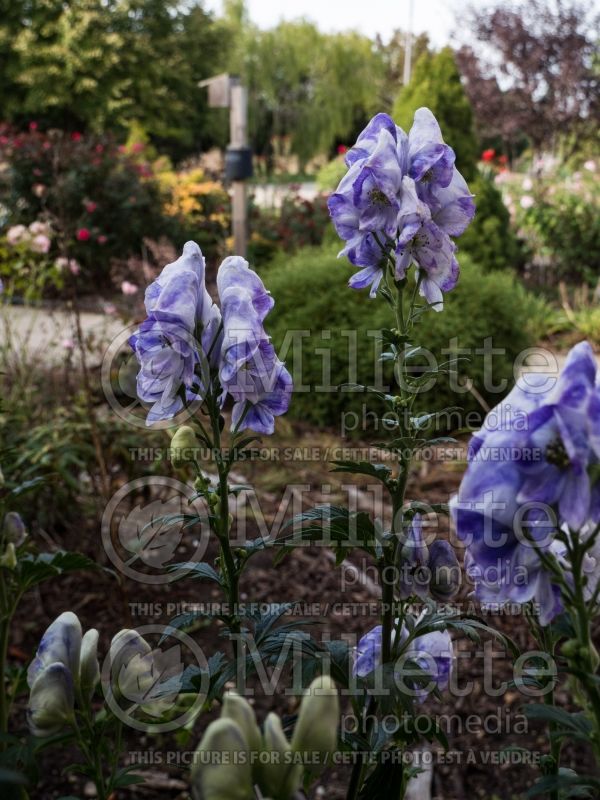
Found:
[459,173,522,271]
[521,191,600,284]
[316,156,347,192]
[393,48,479,181]
[263,245,548,433]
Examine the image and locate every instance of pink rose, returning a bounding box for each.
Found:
[30,234,51,254]
[121,280,139,296]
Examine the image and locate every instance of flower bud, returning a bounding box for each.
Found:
[191,718,253,800]
[396,514,430,599]
[27,662,75,737]
[79,628,100,702]
[428,540,461,602]
[2,511,27,547]
[0,542,17,569]
[222,691,262,754]
[259,712,302,799]
[170,426,199,468]
[108,629,154,704]
[400,514,429,568]
[291,676,339,774]
[27,612,82,689]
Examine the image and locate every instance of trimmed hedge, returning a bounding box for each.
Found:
[262,245,548,433]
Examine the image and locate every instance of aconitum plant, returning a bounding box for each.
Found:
[130,242,292,432]
[452,341,600,796]
[129,242,294,671]
[328,109,474,305]
[282,108,505,800]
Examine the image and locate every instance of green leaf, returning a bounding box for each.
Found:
[526,768,600,798]
[331,460,392,484]
[279,505,380,558]
[357,754,406,800]
[167,562,223,585]
[523,705,593,736]
[18,551,107,591]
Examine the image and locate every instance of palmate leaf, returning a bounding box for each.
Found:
[167,561,223,586]
[526,768,600,798]
[301,638,351,689]
[331,460,392,485]
[278,504,380,559]
[159,607,229,643]
[412,610,519,657]
[18,551,107,591]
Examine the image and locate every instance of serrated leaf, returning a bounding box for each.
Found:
[18,551,105,591]
[331,460,392,484]
[167,562,223,585]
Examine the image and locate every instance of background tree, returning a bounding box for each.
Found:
[375,29,430,111]
[229,19,384,168]
[456,0,599,152]
[3,0,228,155]
[393,46,479,179]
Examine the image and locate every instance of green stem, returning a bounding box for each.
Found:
[0,617,9,738]
[207,395,240,663]
[569,537,600,760]
[347,279,416,800]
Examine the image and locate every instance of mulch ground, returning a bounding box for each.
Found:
[9,419,599,799]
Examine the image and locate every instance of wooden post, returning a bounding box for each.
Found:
[230,83,248,257]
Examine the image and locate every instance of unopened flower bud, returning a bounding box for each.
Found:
[27,662,75,737]
[79,629,100,702]
[2,511,27,547]
[191,718,253,800]
[108,629,154,704]
[397,514,429,599]
[222,691,262,754]
[400,514,428,568]
[170,426,199,468]
[260,712,302,799]
[0,542,17,569]
[27,612,82,689]
[428,540,461,602]
[291,676,339,774]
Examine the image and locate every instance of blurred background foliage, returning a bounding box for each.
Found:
[0,0,598,479]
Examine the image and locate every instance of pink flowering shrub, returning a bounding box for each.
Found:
[0,221,64,300]
[0,125,168,291]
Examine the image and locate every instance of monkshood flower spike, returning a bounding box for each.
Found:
[451,340,600,626]
[130,243,292,431]
[328,108,475,306]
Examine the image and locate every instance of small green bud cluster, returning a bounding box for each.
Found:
[191,676,339,800]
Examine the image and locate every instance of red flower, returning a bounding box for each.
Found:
[481,148,496,162]
[29,121,38,132]
[76,228,90,242]
[337,144,348,155]
[70,132,83,142]
[84,201,98,213]
[498,154,508,165]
